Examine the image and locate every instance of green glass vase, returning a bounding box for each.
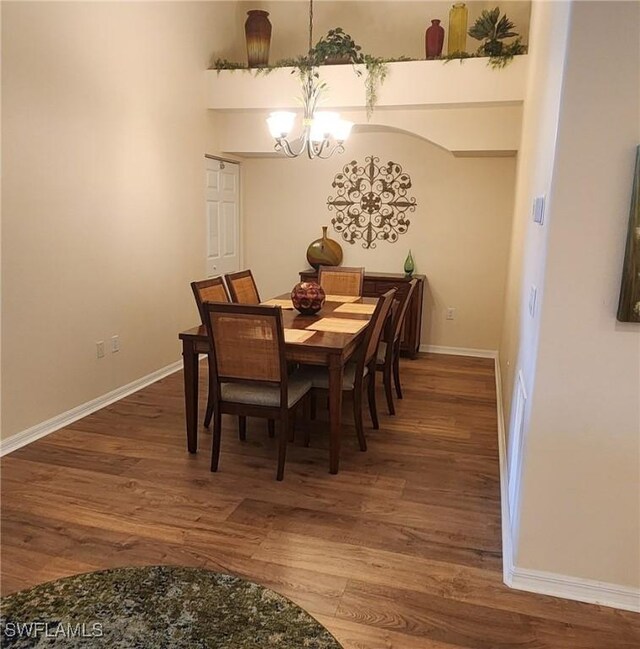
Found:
[404,250,415,276]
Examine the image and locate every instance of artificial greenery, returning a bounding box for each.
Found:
[312,28,363,65]
[212,29,382,116]
[362,56,388,119]
[468,7,527,68]
[211,16,527,115]
[211,57,249,71]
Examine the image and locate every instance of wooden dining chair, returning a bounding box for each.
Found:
[190,276,231,429]
[191,276,230,320]
[299,288,396,452]
[376,278,419,415]
[202,302,312,481]
[225,269,261,304]
[318,266,364,297]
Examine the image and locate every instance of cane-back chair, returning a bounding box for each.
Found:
[225,269,261,304]
[299,288,396,451]
[318,266,364,298]
[202,302,312,480]
[190,276,231,428]
[376,278,419,415]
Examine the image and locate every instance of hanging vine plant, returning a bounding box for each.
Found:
[211,5,527,115]
[211,28,393,118]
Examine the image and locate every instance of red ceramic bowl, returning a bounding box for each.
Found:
[291,281,326,315]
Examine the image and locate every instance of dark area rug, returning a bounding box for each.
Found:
[0,565,343,648]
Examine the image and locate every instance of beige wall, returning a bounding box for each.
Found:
[227,1,531,64]
[1,1,239,439]
[242,131,516,351]
[511,1,640,588]
[499,1,571,425]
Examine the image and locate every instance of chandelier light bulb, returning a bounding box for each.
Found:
[332,119,354,142]
[309,112,341,142]
[267,111,296,139]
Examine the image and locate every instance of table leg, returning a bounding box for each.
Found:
[328,357,344,474]
[182,339,199,454]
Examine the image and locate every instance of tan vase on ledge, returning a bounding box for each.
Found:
[306,226,343,270]
[245,10,271,68]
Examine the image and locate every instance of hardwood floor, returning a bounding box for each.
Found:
[2,353,639,647]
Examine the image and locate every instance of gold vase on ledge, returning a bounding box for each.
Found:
[306,226,343,270]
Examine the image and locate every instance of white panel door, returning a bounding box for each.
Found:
[205,158,240,277]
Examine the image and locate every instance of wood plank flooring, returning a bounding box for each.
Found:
[2,353,639,647]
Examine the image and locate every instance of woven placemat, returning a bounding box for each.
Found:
[333,303,376,315]
[284,329,316,344]
[323,295,360,303]
[305,318,368,334]
[261,299,295,309]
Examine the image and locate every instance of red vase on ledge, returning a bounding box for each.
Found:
[425,19,445,59]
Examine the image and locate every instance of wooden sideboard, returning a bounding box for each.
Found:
[299,270,426,358]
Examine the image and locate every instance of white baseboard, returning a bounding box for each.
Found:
[0,360,183,456]
[495,356,640,613]
[507,565,640,613]
[419,344,498,359]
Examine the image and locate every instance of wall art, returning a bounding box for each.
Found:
[617,145,640,322]
[327,156,416,249]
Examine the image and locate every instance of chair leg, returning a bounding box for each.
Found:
[393,345,403,399]
[204,400,214,429]
[303,422,311,447]
[276,415,290,481]
[268,419,275,438]
[383,361,395,416]
[211,410,222,472]
[353,387,367,452]
[204,354,215,427]
[238,415,247,441]
[367,370,380,430]
[288,410,295,442]
[310,391,317,420]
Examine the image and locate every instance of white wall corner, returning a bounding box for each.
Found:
[507,566,640,614]
[495,355,515,586]
[496,359,640,613]
[0,360,183,456]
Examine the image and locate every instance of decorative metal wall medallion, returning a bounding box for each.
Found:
[327,156,417,249]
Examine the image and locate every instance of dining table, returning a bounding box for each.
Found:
[178,293,379,474]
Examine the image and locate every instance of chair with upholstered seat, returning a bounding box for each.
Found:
[376,278,418,415]
[299,288,396,451]
[190,276,231,429]
[225,269,261,304]
[202,302,312,481]
[318,266,364,297]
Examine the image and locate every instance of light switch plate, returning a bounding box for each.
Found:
[533,195,545,225]
[528,285,538,317]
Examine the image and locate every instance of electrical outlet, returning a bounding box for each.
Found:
[446,307,456,320]
[96,341,105,358]
[111,335,120,353]
[528,285,538,317]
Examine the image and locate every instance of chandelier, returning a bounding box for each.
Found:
[266,0,353,159]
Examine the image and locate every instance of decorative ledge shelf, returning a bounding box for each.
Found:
[206,56,528,111]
